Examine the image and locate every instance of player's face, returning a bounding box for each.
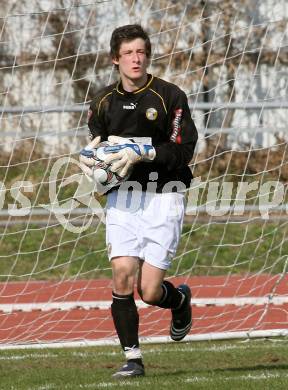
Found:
[113,38,149,86]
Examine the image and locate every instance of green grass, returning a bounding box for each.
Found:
[0,221,287,281]
[0,339,288,389]
[171,221,288,276]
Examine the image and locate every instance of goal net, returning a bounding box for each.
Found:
[0,0,287,348]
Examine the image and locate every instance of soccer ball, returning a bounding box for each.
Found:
[85,141,129,193]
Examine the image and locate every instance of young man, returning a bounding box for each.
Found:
[79,24,198,378]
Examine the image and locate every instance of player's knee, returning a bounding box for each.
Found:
[112,257,138,294]
[113,271,134,295]
[138,286,161,305]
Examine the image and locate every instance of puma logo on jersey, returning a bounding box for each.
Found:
[123,103,137,110]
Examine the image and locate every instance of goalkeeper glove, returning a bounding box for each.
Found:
[103,135,156,177]
[79,136,101,176]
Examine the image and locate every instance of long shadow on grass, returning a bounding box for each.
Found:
[145,363,288,379]
[209,363,288,374]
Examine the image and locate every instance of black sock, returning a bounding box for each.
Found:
[111,292,140,352]
[156,280,185,310]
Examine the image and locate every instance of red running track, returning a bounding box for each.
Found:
[0,275,287,345]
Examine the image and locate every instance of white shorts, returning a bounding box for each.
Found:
[105,190,185,270]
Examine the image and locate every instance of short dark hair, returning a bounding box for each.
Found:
[110,24,151,60]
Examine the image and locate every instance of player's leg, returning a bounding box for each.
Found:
[137,261,181,307]
[139,192,192,341]
[111,256,144,378]
[105,190,145,377]
[137,261,192,341]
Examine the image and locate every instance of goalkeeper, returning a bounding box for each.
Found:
[79,24,198,379]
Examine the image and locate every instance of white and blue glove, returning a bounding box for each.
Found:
[103,135,156,177]
[79,136,128,195]
[79,136,101,177]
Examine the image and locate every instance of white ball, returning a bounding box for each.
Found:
[93,168,108,183]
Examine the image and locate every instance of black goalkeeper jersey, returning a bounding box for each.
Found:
[87,74,198,192]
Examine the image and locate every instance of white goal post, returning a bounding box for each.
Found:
[0,0,288,348]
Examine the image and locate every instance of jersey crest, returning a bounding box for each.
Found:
[146,107,158,120]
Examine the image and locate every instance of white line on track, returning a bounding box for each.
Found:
[1,330,288,350]
[0,295,288,313]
